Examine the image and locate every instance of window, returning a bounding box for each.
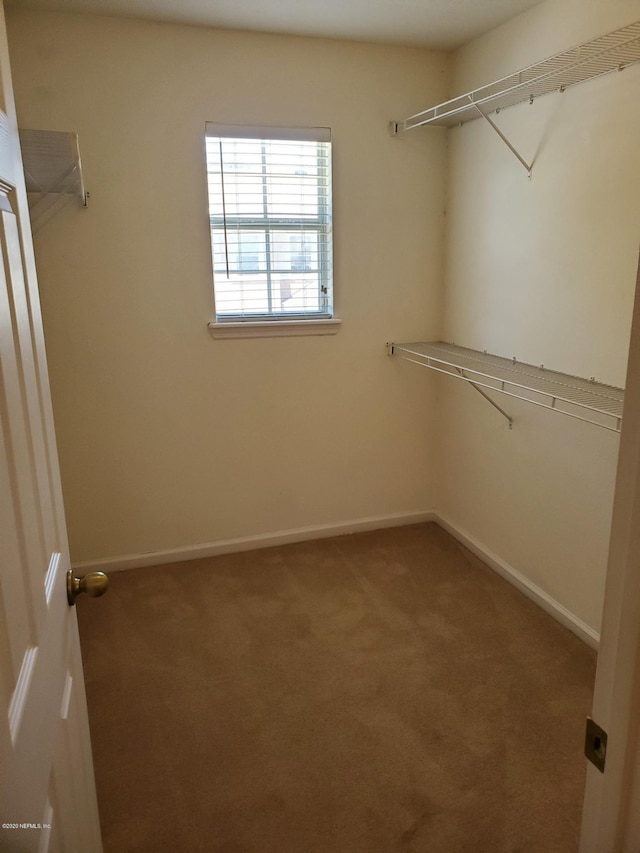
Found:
[205,124,334,331]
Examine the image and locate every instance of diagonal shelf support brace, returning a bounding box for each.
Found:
[388,343,514,428]
[455,367,513,428]
[468,97,532,178]
[27,162,80,213]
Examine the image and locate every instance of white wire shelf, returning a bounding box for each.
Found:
[389,341,624,432]
[391,21,640,133]
[19,129,87,233]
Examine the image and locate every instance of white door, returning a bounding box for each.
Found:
[0,3,103,851]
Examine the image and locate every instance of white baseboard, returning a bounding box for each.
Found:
[72,509,437,573]
[72,506,599,649]
[434,513,600,650]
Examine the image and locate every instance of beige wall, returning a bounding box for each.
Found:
[438,0,640,633]
[9,1,636,637]
[6,10,449,563]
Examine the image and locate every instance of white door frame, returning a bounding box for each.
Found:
[580,252,640,851]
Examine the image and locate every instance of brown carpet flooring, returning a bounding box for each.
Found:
[77,522,596,853]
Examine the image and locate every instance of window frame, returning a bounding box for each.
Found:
[205,123,340,339]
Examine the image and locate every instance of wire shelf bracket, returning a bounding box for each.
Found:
[19,129,87,234]
[390,20,640,177]
[468,99,532,177]
[388,341,624,432]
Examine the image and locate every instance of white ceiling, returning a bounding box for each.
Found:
[5,0,544,49]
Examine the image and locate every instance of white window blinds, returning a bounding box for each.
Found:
[205,124,333,323]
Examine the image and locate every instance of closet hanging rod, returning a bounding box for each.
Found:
[390,20,640,134]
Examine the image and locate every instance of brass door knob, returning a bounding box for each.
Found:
[67,570,109,606]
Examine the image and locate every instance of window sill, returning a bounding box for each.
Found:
[207,319,342,339]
